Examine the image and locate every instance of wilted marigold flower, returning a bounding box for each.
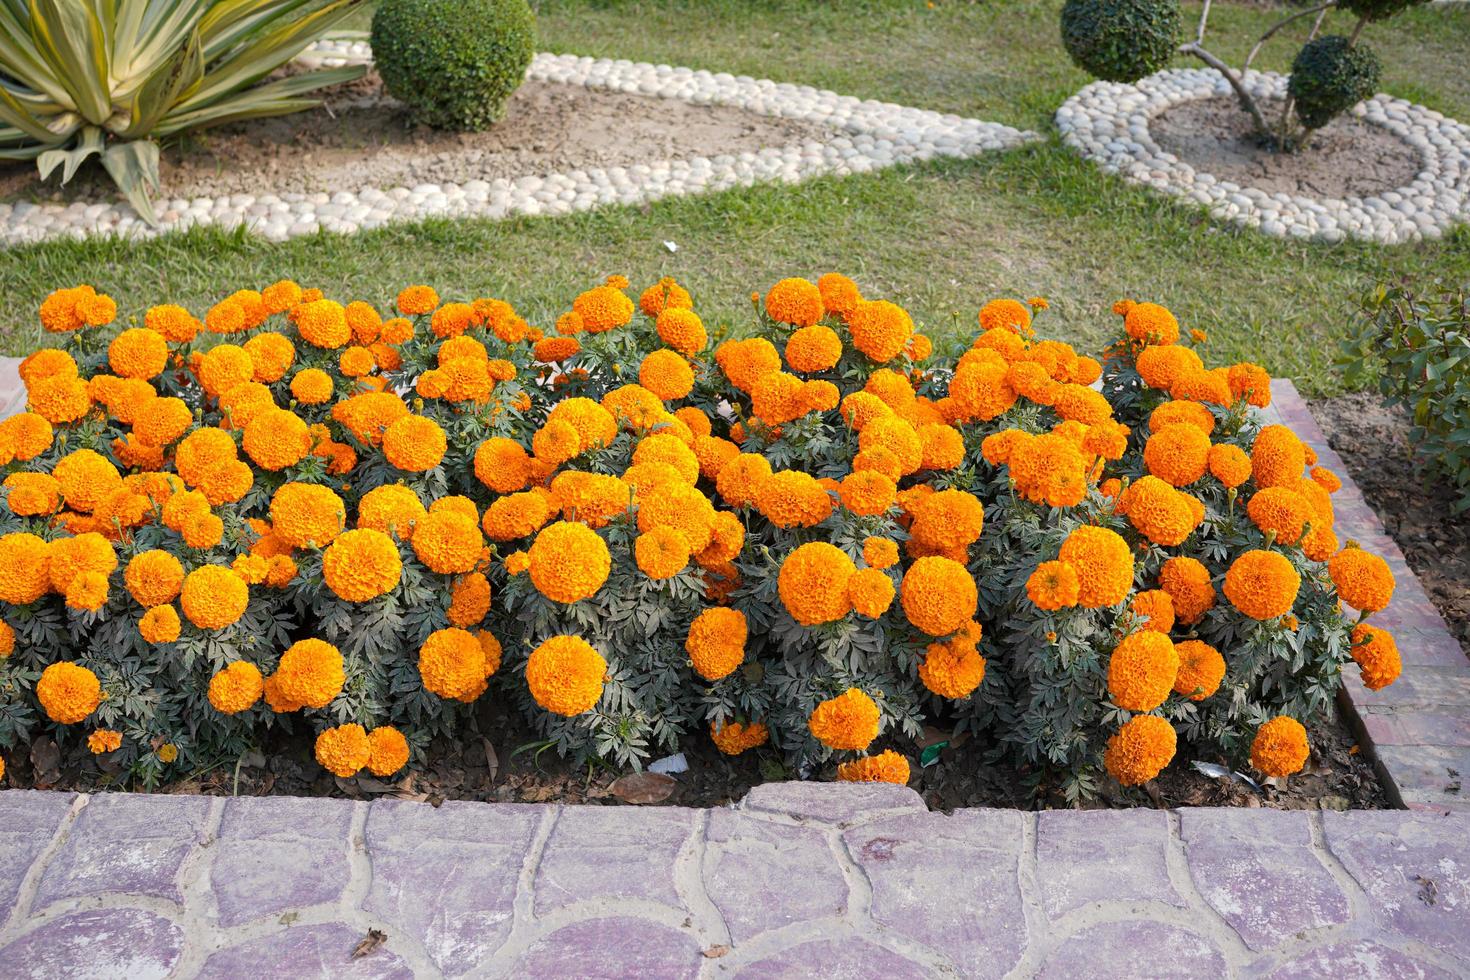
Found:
[208,661,263,714]
[37,661,102,723]
[1224,549,1300,620]
[808,688,880,751]
[529,521,611,604]
[527,635,607,716]
[779,542,856,625]
[685,607,747,681]
[86,728,122,755]
[848,567,896,618]
[711,720,768,755]
[1027,561,1080,610]
[901,556,977,637]
[838,750,910,785]
[1350,623,1401,691]
[1172,640,1225,700]
[1251,716,1309,777]
[1328,546,1394,614]
[1058,526,1134,608]
[1104,715,1176,786]
[179,564,248,631]
[315,724,371,778]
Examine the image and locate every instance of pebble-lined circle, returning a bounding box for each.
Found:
[0,42,1037,247]
[1056,67,1470,244]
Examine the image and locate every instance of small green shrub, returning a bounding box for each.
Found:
[1060,0,1180,84]
[371,0,536,130]
[1289,36,1382,131]
[1341,282,1470,512]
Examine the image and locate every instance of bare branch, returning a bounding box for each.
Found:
[1193,0,1214,45]
[1177,41,1273,139]
[1244,1,1336,71]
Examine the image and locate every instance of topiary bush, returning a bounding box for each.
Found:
[1336,0,1430,22]
[371,0,536,130]
[1340,281,1470,512]
[1060,0,1180,84]
[0,276,1403,800]
[1289,35,1383,131]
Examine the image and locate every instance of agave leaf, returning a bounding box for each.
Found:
[100,138,161,225]
[120,28,204,140]
[0,82,66,144]
[27,0,112,124]
[36,125,105,183]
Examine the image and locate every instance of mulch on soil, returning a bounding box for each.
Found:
[1310,391,1470,661]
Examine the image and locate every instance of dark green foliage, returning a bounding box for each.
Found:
[1060,0,1180,84]
[1289,35,1382,131]
[1336,0,1430,22]
[1341,282,1470,512]
[371,0,536,130]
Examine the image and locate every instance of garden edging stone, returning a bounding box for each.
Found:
[0,784,1466,978]
[0,46,1038,248]
[1056,68,1470,245]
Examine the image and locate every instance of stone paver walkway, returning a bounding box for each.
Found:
[1,784,1467,978]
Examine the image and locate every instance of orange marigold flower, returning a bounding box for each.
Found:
[1131,589,1175,633]
[636,481,716,552]
[1124,302,1180,344]
[779,542,856,625]
[396,285,440,316]
[323,529,402,602]
[848,299,914,362]
[686,607,747,681]
[1108,631,1179,711]
[26,374,92,424]
[107,328,168,380]
[573,285,634,333]
[918,635,986,699]
[273,638,344,709]
[1251,716,1309,777]
[547,397,620,454]
[409,510,483,575]
[289,368,335,406]
[270,483,345,549]
[808,688,880,751]
[1104,715,1176,786]
[834,471,894,518]
[1207,443,1252,488]
[655,307,708,354]
[1251,424,1307,489]
[139,604,181,644]
[1008,432,1088,508]
[635,526,692,581]
[65,571,109,612]
[0,411,55,462]
[764,277,825,327]
[1247,486,1311,545]
[443,571,491,628]
[1053,383,1112,425]
[1058,526,1134,608]
[366,726,410,777]
[473,437,533,494]
[4,472,60,517]
[638,349,696,401]
[1136,345,1203,392]
[1158,556,1215,625]
[1310,466,1342,493]
[295,299,351,349]
[1119,476,1203,547]
[639,277,693,317]
[1223,549,1300,620]
[208,661,264,714]
[180,564,248,630]
[418,627,494,702]
[838,750,911,785]
[125,550,184,607]
[145,304,201,343]
[785,325,843,373]
[1172,640,1225,701]
[87,729,122,754]
[527,634,607,716]
[1328,546,1395,614]
[1143,423,1211,487]
[53,449,122,515]
[383,415,447,473]
[863,537,899,570]
[529,521,611,603]
[710,720,769,755]
[1149,400,1215,436]
[848,567,896,618]
[242,408,312,472]
[901,556,977,637]
[1350,623,1401,691]
[481,491,552,543]
[47,531,118,593]
[1227,362,1272,408]
[534,336,581,363]
[1027,560,1080,610]
[37,661,102,723]
[817,273,863,317]
[315,724,371,778]
[979,298,1033,335]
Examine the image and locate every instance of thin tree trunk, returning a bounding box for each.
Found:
[1178,42,1273,140]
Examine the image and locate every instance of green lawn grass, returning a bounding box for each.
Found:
[2,0,1467,395]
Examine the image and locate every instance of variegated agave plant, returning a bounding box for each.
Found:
[0,0,366,223]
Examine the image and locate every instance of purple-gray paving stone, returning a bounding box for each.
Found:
[844,809,1026,978]
[1324,810,1470,965]
[1342,666,1470,710]
[733,937,932,979]
[0,791,75,916]
[1264,940,1458,979]
[533,805,695,915]
[1036,809,1184,918]
[0,908,183,979]
[1393,627,1470,669]
[33,792,209,908]
[1370,746,1470,809]
[1035,920,1227,979]
[197,922,415,979]
[1361,708,1470,748]
[1180,808,1349,951]
[740,781,925,823]
[703,809,848,943]
[209,796,358,927]
[363,799,540,975]
[511,916,703,978]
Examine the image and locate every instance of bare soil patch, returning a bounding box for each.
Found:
[1152,95,1422,198]
[1310,391,1470,660]
[0,73,832,203]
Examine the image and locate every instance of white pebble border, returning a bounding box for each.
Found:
[0,41,1037,248]
[1056,67,1470,244]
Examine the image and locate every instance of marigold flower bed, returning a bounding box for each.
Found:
[0,275,1402,800]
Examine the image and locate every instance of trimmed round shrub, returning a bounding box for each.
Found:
[1060,0,1180,84]
[371,0,536,130]
[1336,0,1429,22]
[1289,36,1382,131]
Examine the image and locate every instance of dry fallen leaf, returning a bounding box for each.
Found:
[609,771,676,805]
[29,738,60,785]
[351,928,387,960]
[483,737,500,782]
[703,945,731,959]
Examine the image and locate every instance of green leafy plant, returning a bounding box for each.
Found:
[1060,0,1180,84]
[371,0,536,131]
[0,0,367,223]
[1341,281,1470,512]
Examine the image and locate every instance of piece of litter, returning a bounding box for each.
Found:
[649,752,688,775]
[663,240,679,253]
